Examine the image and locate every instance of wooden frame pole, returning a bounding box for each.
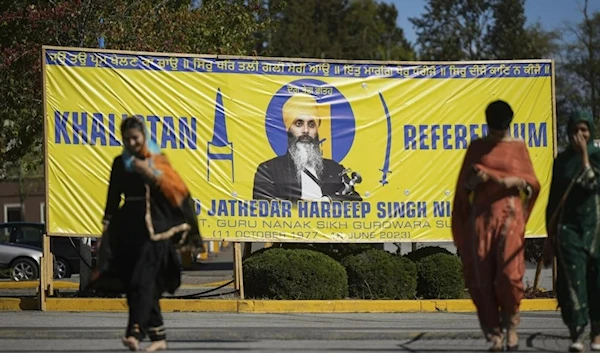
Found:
[233,242,240,292]
[38,240,46,311]
[40,46,52,310]
[38,233,54,310]
[233,242,245,299]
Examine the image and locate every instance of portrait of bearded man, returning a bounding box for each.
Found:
[252,93,362,203]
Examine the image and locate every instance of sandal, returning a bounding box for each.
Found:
[488,334,504,352]
[122,336,140,352]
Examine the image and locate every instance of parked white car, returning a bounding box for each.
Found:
[0,243,43,281]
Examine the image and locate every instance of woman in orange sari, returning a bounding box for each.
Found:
[452,100,541,351]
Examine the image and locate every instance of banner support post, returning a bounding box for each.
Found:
[233,242,245,299]
[38,233,54,310]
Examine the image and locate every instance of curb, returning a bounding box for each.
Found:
[180,280,234,289]
[0,298,558,313]
[0,281,79,289]
[0,280,233,290]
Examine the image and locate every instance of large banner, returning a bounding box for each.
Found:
[43,46,555,242]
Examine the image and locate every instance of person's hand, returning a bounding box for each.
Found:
[572,131,588,155]
[90,269,101,282]
[466,168,489,189]
[132,158,149,174]
[498,176,526,189]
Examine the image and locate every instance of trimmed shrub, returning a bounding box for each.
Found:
[277,242,379,262]
[341,249,417,299]
[405,246,453,263]
[243,248,348,299]
[416,253,465,299]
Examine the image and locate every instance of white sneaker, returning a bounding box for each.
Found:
[569,342,584,352]
[591,342,600,351]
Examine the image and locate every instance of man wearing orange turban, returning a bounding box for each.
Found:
[281,93,321,132]
[252,93,361,203]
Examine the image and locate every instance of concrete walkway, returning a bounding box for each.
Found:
[0,311,582,352]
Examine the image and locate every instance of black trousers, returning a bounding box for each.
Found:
[123,243,166,342]
[125,286,165,341]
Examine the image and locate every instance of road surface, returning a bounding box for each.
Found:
[0,311,581,352]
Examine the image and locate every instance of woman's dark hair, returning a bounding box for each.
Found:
[120,116,145,135]
[568,120,590,134]
[485,100,514,130]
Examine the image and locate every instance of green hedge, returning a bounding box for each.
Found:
[243,248,348,299]
[405,245,453,262]
[243,246,467,301]
[276,243,379,262]
[341,249,417,299]
[416,253,465,299]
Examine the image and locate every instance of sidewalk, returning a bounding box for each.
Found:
[0,311,580,352]
[0,311,571,340]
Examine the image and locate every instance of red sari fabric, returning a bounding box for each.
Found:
[452,138,540,332]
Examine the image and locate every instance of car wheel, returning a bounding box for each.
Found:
[11,258,39,281]
[55,258,71,279]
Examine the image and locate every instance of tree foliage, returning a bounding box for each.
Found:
[267,0,414,60]
[0,0,276,174]
[411,0,560,61]
[560,1,600,136]
[410,0,493,60]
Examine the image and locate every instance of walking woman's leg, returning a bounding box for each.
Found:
[122,253,143,352]
[144,288,167,352]
[123,285,142,351]
[127,243,161,350]
[587,254,600,350]
[495,219,526,352]
[461,218,503,350]
[556,229,589,352]
[138,242,173,352]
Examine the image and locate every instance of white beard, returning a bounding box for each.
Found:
[290,141,324,182]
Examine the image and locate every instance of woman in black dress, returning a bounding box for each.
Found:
[91,116,202,352]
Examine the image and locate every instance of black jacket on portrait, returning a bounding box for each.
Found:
[252,152,362,203]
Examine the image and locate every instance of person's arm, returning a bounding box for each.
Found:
[103,158,123,233]
[451,144,478,255]
[542,157,561,266]
[546,158,562,232]
[132,157,161,185]
[575,155,599,191]
[513,142,541,220]
[571,130,599,190]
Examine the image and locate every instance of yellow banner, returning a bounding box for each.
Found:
[43,46,555,242]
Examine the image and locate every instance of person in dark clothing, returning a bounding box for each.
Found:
[90,116,202,352]
[545,111,600,353]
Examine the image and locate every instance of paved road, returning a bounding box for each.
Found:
[0,338,574,352]
[0,311,584,352]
